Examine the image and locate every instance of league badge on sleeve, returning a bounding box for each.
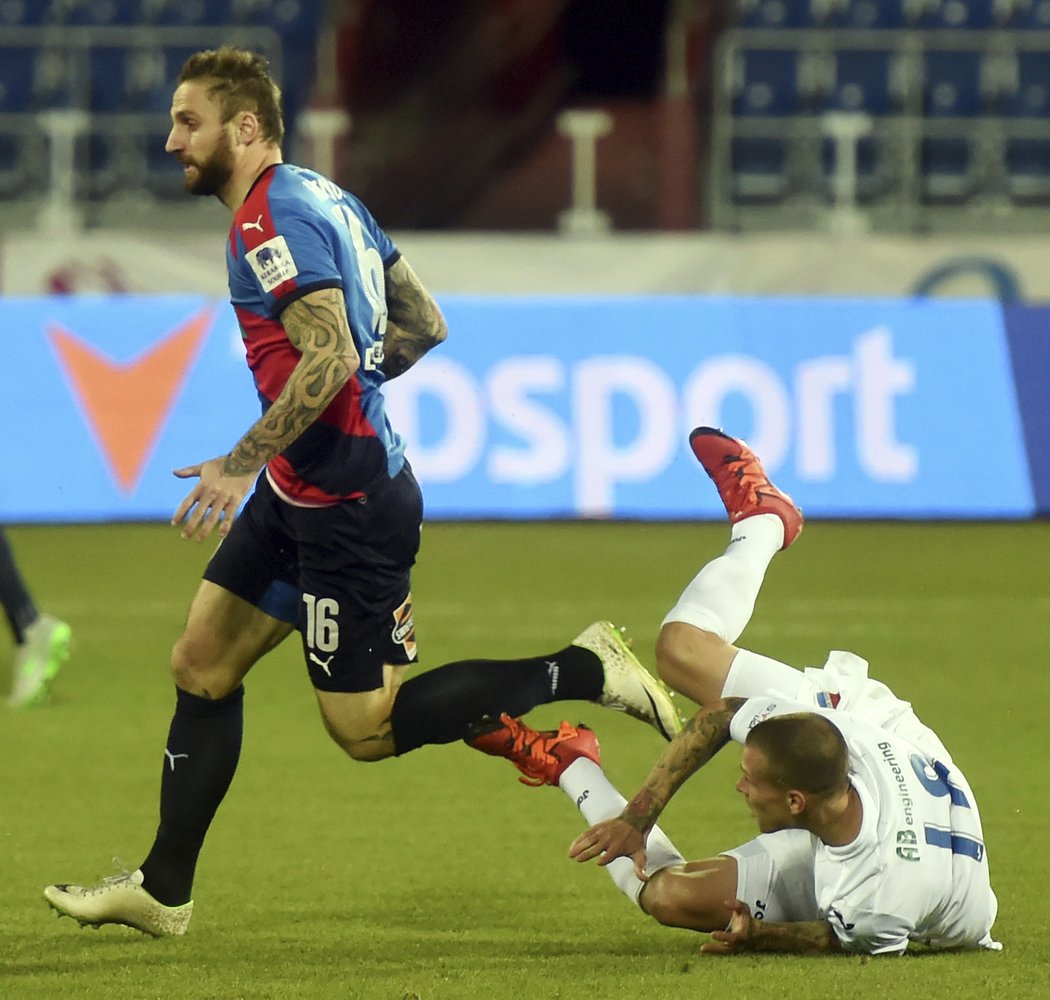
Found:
[247,235,299,293]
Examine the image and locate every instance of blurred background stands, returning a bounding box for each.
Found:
[0,0,319,227]
[709,0,1050,232]
[2,0,1050,234]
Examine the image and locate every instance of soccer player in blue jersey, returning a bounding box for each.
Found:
[43,46,680,937]
[2,527,71,707]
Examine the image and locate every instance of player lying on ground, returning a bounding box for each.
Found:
[475,427,1000,956]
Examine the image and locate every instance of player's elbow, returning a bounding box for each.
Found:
[429,310,448,348]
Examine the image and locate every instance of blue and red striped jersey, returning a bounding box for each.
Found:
[227,163,405,504]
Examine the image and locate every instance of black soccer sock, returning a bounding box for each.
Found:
[139,685,244,907]
[390,645,604,754]
[0,528,37,644]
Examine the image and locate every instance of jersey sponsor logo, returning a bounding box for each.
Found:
[896,829,921,862]
[878,740,916,828]
[242,213,264,232]
[248,235,298,293]
[391,594,417,660]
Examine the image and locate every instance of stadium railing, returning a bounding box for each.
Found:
[0,24,289,224]
[708,22,1050,232]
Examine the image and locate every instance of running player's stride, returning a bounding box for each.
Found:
[42,47,679,939]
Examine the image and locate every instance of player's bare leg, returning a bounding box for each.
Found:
[639,858,739,932]
[315,663,407,761]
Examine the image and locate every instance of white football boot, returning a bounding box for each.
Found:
[573,620,682,741]
[44,868,192,937]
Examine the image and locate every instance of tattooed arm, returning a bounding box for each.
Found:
[171,287,357,541]
[701,901,843,955]
[381,256,447,380]
[568,698,746,876]
[226,287,358,473]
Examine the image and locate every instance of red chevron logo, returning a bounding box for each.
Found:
[48,307,215,493]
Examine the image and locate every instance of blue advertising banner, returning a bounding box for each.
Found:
[0,293,1040,523]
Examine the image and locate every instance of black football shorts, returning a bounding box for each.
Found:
[204,463,423,693]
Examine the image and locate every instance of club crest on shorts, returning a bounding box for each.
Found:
[391,594,417,661]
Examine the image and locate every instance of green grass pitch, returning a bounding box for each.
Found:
[1,519,1048,1000]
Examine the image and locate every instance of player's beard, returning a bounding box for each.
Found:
[183,129,235,197]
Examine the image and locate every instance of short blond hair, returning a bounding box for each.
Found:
[178,46,285,145]
[746,713,850,796]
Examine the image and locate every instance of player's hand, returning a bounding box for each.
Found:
[700,900,756,955]
[172,456,257,541]
[569,819,649,880]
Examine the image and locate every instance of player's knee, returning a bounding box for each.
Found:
[329,733,393,762]
[639,868,729,932]
[655,623,729,706]
[320,709,396,763]
[170,633,209,689]
[170,633,237,699]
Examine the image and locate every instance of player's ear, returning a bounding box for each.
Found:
[235,110,261,145]
[786,789,806,816]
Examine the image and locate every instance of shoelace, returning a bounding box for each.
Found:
[83,861,138,895]
[716,452,775,510]
[510,720,579,787]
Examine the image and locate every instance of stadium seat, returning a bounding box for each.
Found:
[0,0,63,25]
[733,0,819,28]
[1004,138,1050,200]
[915,0,998,29]
[80,130,125,200]
[0,47,37,112]
[89,47,133,113]
[146,0,232,26]
[1001,51,1050,117]
[65,0,136,26]
[249,0,317,36]
[825,0,911,29]
[923,51,987,117]
[731,136,794,201]
[921,136,979,202]
[824,50,898,115]
[146,130,187,198]
[0,131,45,198]
[32,46,74,110]
[1010,0,1050,28]
[733,49,808,116]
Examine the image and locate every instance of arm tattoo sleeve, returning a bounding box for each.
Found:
[622,697,747,833]
[224,288,358,476]
[381,257,447,380]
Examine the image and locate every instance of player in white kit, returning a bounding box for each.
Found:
[475,427,1000,956]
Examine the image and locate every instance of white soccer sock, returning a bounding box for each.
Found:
[661,513,783,643]
[721,647,809,700]
[558,758,684,907]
